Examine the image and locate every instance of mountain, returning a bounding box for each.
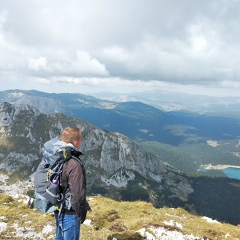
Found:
[0,101,188,198]
[0,102,240,224]
[90,89,240,119]
[1,90,239,144]
[0,89,239,174]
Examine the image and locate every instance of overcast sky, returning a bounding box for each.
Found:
[0,0,240,97]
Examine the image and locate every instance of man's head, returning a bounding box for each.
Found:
[60,127,82,149]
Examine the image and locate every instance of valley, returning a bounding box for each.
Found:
[0,89,239,176]
[0,90,240,226]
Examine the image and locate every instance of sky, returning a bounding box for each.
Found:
[0,0,240,97]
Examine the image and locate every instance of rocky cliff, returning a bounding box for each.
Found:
[1,102,240,224]
[0,102,192,203]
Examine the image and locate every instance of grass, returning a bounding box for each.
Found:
[0,194,240,239]
[0,195,55,239]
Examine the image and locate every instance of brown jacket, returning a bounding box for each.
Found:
[61,157,86,220]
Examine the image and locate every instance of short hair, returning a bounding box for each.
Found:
[60,127,82,144]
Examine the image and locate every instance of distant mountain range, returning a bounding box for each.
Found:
[90,90,240,119]
[0,89,239,142]
[0,89,239,174]
[0,101,240,224]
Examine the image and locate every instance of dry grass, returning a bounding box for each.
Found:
[0,194,240,239]
[81,196,240,240]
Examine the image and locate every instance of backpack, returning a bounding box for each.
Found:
[34,138,82,214]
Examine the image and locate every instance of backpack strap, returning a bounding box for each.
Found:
[53,146,83,222]
[52,147,72,167]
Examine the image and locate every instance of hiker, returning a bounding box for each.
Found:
[43,127,88,240]
[53,126,88,240]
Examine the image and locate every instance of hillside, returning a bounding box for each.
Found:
[140,140,240,174]
[0,102,240,225]
[0,191,240,240]
[0,89,240,174]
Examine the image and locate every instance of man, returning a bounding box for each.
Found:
[54,127,88,240]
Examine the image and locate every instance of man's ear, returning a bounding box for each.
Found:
[73,139,81,149]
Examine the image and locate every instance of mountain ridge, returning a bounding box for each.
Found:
[0,102,240,224]
[90,89,240,119]
[0,89,239,175]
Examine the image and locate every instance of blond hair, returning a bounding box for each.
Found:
[60,127,82,144]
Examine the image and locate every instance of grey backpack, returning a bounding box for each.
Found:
[34,138,81,214]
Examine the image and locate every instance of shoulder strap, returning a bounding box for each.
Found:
[51,147,73,169]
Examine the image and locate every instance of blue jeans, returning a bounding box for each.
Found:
[54,212,81,240]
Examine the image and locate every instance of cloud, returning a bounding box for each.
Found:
[0,0,240,96]
[28,57,47,71]
[27,51,109,77]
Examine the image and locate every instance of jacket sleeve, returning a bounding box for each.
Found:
[64,158,87,220]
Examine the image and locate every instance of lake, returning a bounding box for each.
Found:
[201,167,240,180]
[221,167,240,180]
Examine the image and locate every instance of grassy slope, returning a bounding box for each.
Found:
[0,194,240,240]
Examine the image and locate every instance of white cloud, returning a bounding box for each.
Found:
[0,0,240,97]
[27,51,109,77]
[0,9,7,28]
[74,50,109,76]
[35,77,50,84]
[28,57,47,71]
